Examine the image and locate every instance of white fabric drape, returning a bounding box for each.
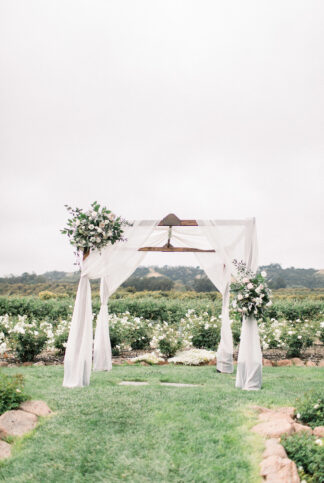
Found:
[93,276,111,372]
[63,220,157,387]
[235,218,262,390]
[196,221,237,373]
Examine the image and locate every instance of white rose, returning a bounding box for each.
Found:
[108,213,115,221]
[238,294,243,301]
[89,224,94,230]
[261,271,267,277]
[75,219,80,226]
[247,283,254,289]
[243,277,249,283]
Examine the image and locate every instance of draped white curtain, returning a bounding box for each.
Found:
[235,218,262,390]
[63,220,157,387]
[63,217,262,390]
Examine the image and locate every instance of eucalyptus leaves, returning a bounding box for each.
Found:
[61,201,130,257]
[231,260,272,318]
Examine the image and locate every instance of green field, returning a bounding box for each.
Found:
[0,365,323,482]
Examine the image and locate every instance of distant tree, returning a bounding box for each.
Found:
[193,277,216,292]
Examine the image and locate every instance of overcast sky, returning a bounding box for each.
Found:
[0,1,323,276]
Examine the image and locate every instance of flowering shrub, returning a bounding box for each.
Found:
[38,291,57,300]
[61,201,129,257]
[108,313,152,354]
[130,352,164,364]
[9,317,48,362]
[179,310,221,350]
[149,322,182,358]
[0,373,28,415]
[295,391,324,429]
[53,319,71,354]
[258,318,318,356]
[168,349,216,365]
[281,432,324,483]
[231,261,272,318]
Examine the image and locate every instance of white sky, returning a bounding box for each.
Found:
[0,1,323,275]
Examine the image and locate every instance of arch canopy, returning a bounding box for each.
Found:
[63,217,262,391]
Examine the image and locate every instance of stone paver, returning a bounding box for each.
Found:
[0,441,11,460]
[0,410,37,438]
[313,426,324,437]
[119,381,149,386]
[20,400,52,417]
[160,383,200,387]
[293,423,313,434]
[252,420,294,438]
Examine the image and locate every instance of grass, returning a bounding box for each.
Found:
[0,366,323,482]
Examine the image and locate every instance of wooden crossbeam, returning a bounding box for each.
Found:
[138,246,215,253]
[139,213,211,252]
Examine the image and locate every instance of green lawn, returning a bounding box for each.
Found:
[0,366,323,482]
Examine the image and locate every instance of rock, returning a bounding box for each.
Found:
[262,439,287,459]
[293,423,313,434]
[250,405,273,414]
[276,407,296,418]
[33,361,45,366]
[0,362,8,367]
[22,362,33,366]
[262,456,300,483]
[0,441,11,460]
[313,426,324,437]
[158,361,168,365]
[259,411,294,424]
[252,420,294,438]
[306,360,316,367]
[263,359,273,366]
[318,359,324,367]
[276,359,293,367]
[290,358,304,366]
[20,400,52,417]
[0,410,37,437]
[208,359,216,366]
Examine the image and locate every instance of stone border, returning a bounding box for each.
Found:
[0,401,52,460]
[251,405,324,482]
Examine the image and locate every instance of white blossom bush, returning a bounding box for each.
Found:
[150,322,183,358]
[108,312,153,355]
[179,310,221,350]
[53,319,71,354]
[258,317,318,356]
[168,349,216,366]
[8,316,48,362]
[129,352,164,364]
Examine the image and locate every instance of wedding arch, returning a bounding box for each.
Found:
[63,214,262,391]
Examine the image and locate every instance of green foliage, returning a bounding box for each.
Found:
[0,372,28,415]
[158,337,182,358]
[128,326,152,350]
[282,432,324,483]
[14,331,48,362]
[285,331,314,358]
[295,391,324,429]
[38,290,57,300]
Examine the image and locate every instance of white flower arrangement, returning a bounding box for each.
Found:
[61,201,130,259]
[231,260,272,319]
[168,348,216,365]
